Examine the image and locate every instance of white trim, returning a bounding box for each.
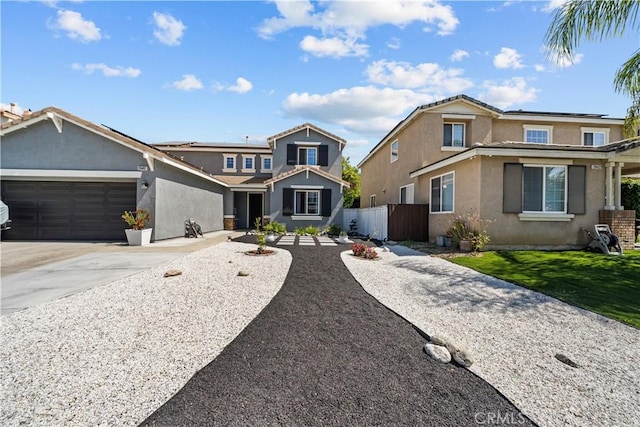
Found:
[242,154,256,173]
[298,146,318,165]
[260,155,273,173]
[581,127,610,146]
[230,187,267,192]
[0,169,141,181]
[518,213,575,221]
[222,153,236,172]
[290,185,324,189]
[399,183,414,204]
[443,122,465,147]
[46,112,63,133]
[520,158,573,165]
[441,146,466,152]
[294,189,320,216]
[442,113,476,120]
[523,124,553,144]
[294,141,321,146]
[522,164,568,214]
[223,215,235,218]
[291,215,322,221]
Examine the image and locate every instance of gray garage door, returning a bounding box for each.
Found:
[1,181,137,241]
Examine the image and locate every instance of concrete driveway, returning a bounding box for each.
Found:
[1,230,243,314]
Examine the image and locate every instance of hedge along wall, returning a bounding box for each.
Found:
[622,178,640,219]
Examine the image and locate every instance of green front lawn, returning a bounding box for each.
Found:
[450,250,640,328]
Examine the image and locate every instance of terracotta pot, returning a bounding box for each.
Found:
[459,239,473,252]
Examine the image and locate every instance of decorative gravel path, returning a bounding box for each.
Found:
[0,242,291,426]
[342,245,640,427]
[141,238,534,426]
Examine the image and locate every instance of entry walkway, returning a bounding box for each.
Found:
[276,235,338,246]
[141,237,533,426]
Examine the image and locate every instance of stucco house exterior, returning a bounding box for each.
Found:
[0,107,228,241]
[156,123,350,232]
[358,95,640,249]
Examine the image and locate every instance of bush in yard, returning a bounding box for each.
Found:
[351,243,378,259]
[265,221,286,235]
[622,178,640,219]
[446,210,491,251]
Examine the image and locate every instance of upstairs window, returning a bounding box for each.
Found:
[523,125,553,144]
[287,144,328,166]
[390,140,399,162]
[581,128,608,146]
[223,154,236,172]
[241,155,256,172]
[245,157,253,169]
[443,123,465,147]
[298,147,317,165]
[370,195,376,208]
[262,156,272,171]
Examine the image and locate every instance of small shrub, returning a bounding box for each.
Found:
[351,243,378,259]
[446,210,491,251]
[254,217,266,252]
[122,208,151,230]
[304,225,320,236]
[326,223,342,236]
[265,221,286,235]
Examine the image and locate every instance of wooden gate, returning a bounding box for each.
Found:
[387,204,429,242]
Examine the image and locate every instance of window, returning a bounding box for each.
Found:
[241,155,255,172]
[523,166,566,213]
[298,147,317,165]
[443,123,465,147]
[523,125,553,144]
[390,140,398,162]
[399,184,414,204]
[223,154,236,172]
[370,195,376,208]
[261,156,272,171]
[295,190,320,215]
[581,128,609,146]
[430,172,454,213]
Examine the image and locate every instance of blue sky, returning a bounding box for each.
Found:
[2,0,638,164]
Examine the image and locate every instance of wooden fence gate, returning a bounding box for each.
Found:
[387,204,429,242]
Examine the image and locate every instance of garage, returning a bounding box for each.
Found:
[1,180,136,241]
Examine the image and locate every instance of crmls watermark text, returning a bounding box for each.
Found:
[474,411,527,425]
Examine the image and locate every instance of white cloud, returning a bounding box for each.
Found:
[300,35,368,58]
[282,85,436,134]
[71,63,141,77]
[554,52,584,68]
[450,49,469,62]
[479,77,538,109]
[534,64,546,72]
[542,0,568,13]
[47,9,101,43]
[227,77,253,94]
[152,12,186,46]
[387,37,401,50]
[172,74,203,91]
[493,47,525,69]
[258,0,458,58]
[0,102,24,115]
[365,60,473,93]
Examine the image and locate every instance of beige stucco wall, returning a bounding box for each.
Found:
[492,119,624,145]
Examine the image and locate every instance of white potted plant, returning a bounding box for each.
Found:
[122,208,152,246]
[338,230,352,244]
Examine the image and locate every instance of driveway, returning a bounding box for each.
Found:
[1,231,243,314]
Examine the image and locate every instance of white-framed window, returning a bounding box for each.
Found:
[443,123,465,147]
[581,127,609,146]
[523,125,553,144]
[523,165,566,213]
[390,140,399,163]
[223,154,236,172]
[370,195,376,208]
[295,190,320,215]
[298,147,317,165]
[399,184,414,204]
[261,155,272,172]
[241,155,256,173]
[430,172,454,213]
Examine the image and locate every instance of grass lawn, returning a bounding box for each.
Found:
[450,250,640,328]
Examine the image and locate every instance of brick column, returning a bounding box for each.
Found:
[223,215,236,230]
[599,210,636,250]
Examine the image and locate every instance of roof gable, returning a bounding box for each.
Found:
[264,165,350,188]
[267,123,346,147]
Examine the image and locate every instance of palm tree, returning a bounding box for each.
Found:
[545,0,640,137]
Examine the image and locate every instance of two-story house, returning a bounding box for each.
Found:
[1,106,349,241]
[358,95,640,249]
[155,123,350,232]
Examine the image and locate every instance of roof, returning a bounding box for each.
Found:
[267,123,346,146]
[154,141,271,150]
[212,175,270,186]
[264,165,351,188]
[409,138,640,179]
[0,106,229,188]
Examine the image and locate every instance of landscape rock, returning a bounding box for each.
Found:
[429,335,447,347]
[424,343,451,363]
[555,353,580,368]
[237,271,249,277]
[452,349,473,367]
[163,269,182,278]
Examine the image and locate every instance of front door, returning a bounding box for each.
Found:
[248,193,263,228]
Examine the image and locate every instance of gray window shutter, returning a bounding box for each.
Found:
[286,145,297,165]
[319,145,329,166]
[321,189,332,217]
[283,188,294,216]
[567,165,586,214]
[503,163,523,213]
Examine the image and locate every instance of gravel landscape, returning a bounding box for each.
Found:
[342,245,640,427]
[0,242,291,426]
